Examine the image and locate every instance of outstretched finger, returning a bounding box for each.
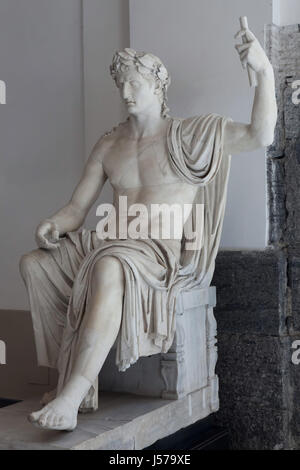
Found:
[36,235,59,250]
[241,60,248,69]
[235,42,251,53]
[240,50,249,60]
[240,59,247,69]
[43,240,59,250]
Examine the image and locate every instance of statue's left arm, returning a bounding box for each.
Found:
[223,27,277,155]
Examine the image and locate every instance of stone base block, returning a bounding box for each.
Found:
[0,389,214,450]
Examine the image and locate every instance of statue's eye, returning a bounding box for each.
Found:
[130,81,140,88]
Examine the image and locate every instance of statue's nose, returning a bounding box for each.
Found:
[122,83,131,100]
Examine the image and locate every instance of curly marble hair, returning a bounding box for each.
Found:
[110,48,171,118]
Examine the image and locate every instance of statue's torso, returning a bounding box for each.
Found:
[102,125,198,240]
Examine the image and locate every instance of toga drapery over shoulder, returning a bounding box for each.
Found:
[168,113,232,289]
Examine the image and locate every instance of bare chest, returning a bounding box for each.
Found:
[103,136,181,191]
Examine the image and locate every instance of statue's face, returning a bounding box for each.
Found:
[117,68,158,115]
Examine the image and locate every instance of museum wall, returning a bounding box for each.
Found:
[129,0,272,250]
[0,0,85,310]
[82,0,129,231]
[273,0,300,26]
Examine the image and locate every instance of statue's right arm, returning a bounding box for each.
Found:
[36,137,108,249]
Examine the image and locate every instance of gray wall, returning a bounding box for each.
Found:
[0,0,84,309]
[82,0,130,230]
[273,0,300,25]
[129,0,273,249]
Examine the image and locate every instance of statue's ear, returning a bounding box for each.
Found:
[154,81,162,95]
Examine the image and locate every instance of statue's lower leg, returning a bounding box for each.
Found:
[29,257,124,431]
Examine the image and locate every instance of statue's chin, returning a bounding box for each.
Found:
[127,105,138,113]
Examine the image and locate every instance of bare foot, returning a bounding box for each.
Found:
[40,388,57,406]
[28,396,77,431]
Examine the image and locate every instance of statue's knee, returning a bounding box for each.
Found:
[19,251,43,279]
[19,253,34,279]
[92,256,124,286]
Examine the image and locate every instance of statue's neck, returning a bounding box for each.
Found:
[127,113,170,139]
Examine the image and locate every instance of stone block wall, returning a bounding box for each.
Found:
[213,251,299,449]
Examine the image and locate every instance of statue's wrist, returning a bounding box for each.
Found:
[44,218,60,232]
[257,62,273,78]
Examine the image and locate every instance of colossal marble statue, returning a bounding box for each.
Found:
[19,25,277,431]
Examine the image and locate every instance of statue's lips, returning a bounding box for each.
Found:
[125,101,136,106]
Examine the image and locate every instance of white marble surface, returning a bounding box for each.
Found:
[0,389,212,450]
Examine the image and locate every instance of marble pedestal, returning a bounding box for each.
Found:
[0,388,213,450]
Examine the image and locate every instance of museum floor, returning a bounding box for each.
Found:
[0,390,227,450]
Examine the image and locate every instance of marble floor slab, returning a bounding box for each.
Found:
[0,388,211,450]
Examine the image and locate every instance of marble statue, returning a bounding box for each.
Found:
[19,24,277,431]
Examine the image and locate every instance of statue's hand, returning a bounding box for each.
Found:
[35,219,60,250]
[234,28,271,74]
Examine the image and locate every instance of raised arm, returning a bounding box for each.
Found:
[223,27,277,155]
[36,137,108,249]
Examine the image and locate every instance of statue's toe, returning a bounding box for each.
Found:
[52,415,59,427]
[46,412,56,428]
[38,410,51,428]
[28,409,44,423]
[28,398,77,431]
